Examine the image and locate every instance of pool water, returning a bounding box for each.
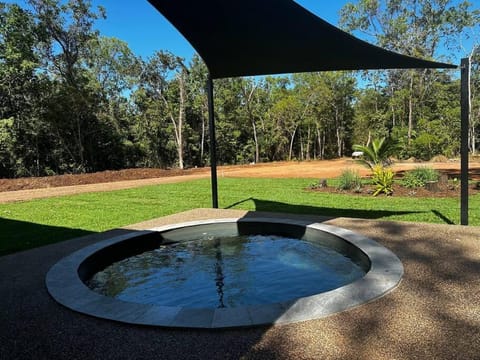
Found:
[87,234,366,308]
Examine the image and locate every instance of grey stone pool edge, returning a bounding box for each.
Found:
[45,217,404,329]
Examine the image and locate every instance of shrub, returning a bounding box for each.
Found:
[401,173,424,188]
[401,166,439,188]
[308,179,327,189]
[337,169,362,191]
[372,165,394,196]
[352,137,395,170]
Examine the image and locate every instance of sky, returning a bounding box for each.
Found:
[90,1,346,61]
[6,0,479,64]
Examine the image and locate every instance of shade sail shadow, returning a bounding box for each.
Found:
[226,197,425,220]
[431,210,455,225]
[0,217,94,257]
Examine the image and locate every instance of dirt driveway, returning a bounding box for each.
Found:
[0,158,479,203]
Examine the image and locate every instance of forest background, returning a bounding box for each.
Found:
[1,0,480,178]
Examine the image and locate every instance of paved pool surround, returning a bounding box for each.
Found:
[46,217,403,329]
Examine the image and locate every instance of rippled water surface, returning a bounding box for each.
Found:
[87,235,366,308]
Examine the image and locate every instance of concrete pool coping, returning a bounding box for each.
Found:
[2,208,480,359]
[46,217,403,328]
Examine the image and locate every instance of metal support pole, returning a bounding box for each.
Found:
[460,58,470,225]
[207,74,218,208]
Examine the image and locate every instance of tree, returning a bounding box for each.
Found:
[0,2,47,177]
[352,88,390,146]
[187,54,209,166]
[239,77,267,164]
[139,51,189,169]
[324,72,356,157]
[131,86,176,168]
[0,3,38,119]
[86,36,140,102]
[340,0,480,156]
[292,72,329,160]
[292,72,355,159]
[212,77,250,164]
[469,48,480,155]
[27,0,107,173]
[28,0,106,86]
[262,76,292,161]
[86,36,141,168]
[269,93,303,161]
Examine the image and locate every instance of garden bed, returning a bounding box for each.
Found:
[308,179,480,198]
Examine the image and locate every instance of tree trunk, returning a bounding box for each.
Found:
[425,181,439,192]
[300,133,304,160]
[35,134,40,177]
[472,123,477,155]
[200,112,205,164]
[390,84,396,128]
[288,126,297,161]
[306,126,311,160]
[407,74,414,145]
[198,97,207,165]
[252,120,259,163]
[317,130,325,159]
[391,104,396,128]
[243,83,260,164]
[335,108,342,157]
[75,115,85,173]
[169,71,186,170]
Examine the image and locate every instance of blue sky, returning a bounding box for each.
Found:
[90,1,346,61]
[6,0,479,64]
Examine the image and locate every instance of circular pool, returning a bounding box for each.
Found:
[46,217,403,328]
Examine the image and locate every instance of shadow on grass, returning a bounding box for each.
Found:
[226,197,425,220]
[0,217,94,257]
[431,210,455,225]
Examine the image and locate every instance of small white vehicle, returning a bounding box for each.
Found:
[352,151,364,159]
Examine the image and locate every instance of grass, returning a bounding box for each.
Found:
[1,177,479,256]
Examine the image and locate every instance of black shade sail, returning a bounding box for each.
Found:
[147,0,456,79]
[147,0,468,224]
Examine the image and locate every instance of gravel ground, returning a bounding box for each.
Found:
[1,209,479,360]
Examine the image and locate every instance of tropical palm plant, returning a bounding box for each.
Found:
[352,137,394,170]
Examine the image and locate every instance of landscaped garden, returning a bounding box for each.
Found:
[1,175,479,257]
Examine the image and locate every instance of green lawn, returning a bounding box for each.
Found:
[1,177,478,256]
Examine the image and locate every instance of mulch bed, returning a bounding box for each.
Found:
[308,180,480,198]
[0,167,210,192]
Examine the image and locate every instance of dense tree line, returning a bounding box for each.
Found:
[0,0,479,178]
